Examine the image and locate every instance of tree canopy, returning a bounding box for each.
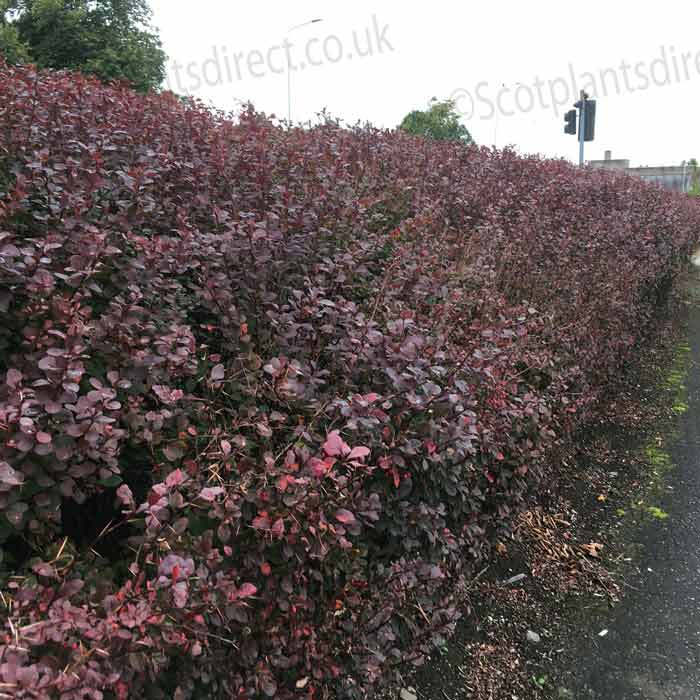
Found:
[0,0,30,63]
[399,98,473,144]
[0,0,165,92]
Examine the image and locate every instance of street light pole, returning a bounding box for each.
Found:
[494,83,503,148]
[286,18,323,125]
[494,82,522,149]
[682,160,688,193]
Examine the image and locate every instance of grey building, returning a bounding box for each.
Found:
[588,151,693,193]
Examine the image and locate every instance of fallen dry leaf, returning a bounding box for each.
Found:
[581,542,604,558]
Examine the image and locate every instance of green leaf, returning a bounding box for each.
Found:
[99,475,123,488]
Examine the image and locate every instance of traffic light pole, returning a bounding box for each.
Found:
[578,90,586,166]
[563,90,595,164]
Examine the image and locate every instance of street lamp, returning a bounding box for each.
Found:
[287,18,323,125]
[494,82,522,149]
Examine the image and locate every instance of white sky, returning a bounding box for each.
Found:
[149,0,699,167]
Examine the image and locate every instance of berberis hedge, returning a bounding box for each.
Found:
[1,62,699,699]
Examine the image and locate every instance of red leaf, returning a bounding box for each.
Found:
[271,518,285,537]
[335,509,356,525]
[323,430,350,457]
[5,368,22,388]
[200,486,224,502]
[348,445,370,460]
[165,469,185,488]
[309,456,335,478]
[252,515,271,530]
[35,431,52,444]
[237,583,257,599]
[173,581,188,608]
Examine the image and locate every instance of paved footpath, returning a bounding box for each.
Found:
[575,263,700,699]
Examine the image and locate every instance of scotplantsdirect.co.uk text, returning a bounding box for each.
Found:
[164,15,393,94]
[451,45,700,121]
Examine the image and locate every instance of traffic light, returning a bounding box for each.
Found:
[565,92,596,164]
[564,109,577,135]
[583,100,596,142]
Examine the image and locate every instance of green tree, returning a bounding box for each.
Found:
[0,1,31,63]
[1,0,165,92]
[399,98,473,143]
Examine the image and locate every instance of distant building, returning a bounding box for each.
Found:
[588,151,691,193]
[589,150,630,170]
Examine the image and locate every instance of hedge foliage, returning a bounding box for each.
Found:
[1,62,699,699]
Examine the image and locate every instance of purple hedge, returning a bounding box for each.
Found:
[0,62,699,699]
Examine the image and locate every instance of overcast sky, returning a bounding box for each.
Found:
[149,0,699,167]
